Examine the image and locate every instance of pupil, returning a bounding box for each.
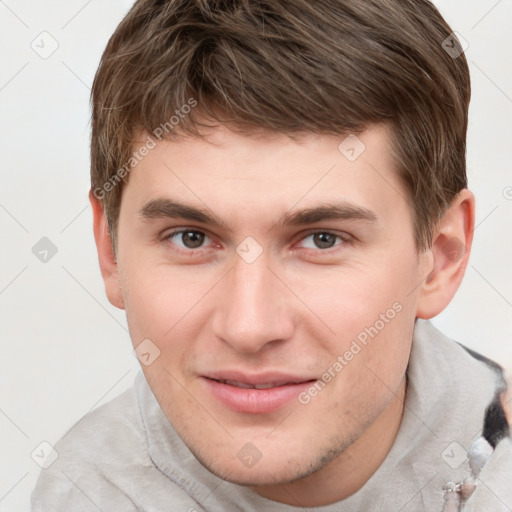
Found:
[314,233,335,249]
[183,231,204,248]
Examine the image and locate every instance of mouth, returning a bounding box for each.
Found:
[202,374,317,414]
[212,378,310,390]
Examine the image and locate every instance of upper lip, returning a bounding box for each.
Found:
[203,370,316,387]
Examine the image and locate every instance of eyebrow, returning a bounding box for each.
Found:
[138,198,378,230]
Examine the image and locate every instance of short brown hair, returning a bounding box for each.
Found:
[90,0,470,253]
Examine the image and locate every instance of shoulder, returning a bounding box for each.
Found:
[410,319,505,393]
[31,374,155,510]
[53,375,149,467]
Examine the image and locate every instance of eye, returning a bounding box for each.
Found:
[298,231,346,250]
[165,229,212,251]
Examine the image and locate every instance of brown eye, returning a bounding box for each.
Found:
[181,231,205,248]
[166,230,210,250]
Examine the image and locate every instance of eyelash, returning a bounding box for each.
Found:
[161,228,352,256]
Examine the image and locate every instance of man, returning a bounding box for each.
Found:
[32,0,511,510]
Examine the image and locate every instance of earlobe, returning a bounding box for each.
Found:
[89,190,125,310]
[416,189,475,319]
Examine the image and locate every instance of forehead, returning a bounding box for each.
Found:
[121,123,410,232]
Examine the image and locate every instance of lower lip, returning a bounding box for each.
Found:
[202,378,316,414]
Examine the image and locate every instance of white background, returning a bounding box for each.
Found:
[0,1,511,510]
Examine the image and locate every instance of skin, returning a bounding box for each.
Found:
[90,123,475,507]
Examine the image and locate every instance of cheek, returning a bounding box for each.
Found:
[304,252,417,335]
[120,259,220,351]
[120,263,176,340]
[300,249,418,383]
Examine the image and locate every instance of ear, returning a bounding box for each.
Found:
[89,190,125,310]
[416,189,475,319]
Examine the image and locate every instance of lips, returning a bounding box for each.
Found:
[201,371,317,414]
[217,379,305,390]
[204,370,314,387]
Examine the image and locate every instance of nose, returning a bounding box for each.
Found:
[211,252,295,354]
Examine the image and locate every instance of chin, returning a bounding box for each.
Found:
[208,463,307,487]
[190,441,330,488]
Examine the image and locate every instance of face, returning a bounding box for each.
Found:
[113,124,431,497]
